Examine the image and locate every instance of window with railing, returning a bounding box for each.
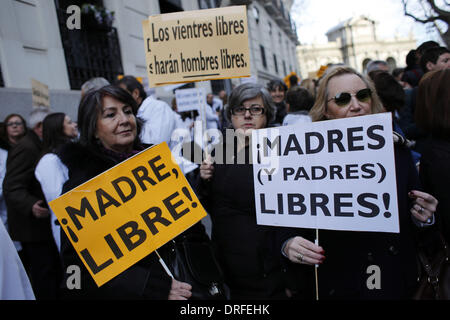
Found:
[160,0,183,13]
[54,0,124,90]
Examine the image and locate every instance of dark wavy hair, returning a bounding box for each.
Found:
[115,76,147,103]
[420,46,450,73]
[77,85,143,152]
[42,112,72,154]
[267,79,288,92]
[369,71,405,113]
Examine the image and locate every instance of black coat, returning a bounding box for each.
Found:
[278,143,422,299]
[3,130,52,242]
[419,138,450,243]
[196,143,287,300]
[57,142,206,300]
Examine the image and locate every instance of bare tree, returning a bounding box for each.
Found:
[401,0,450,47]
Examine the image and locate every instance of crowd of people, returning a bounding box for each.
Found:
[0,39,449,300]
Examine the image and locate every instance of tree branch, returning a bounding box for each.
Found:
[426,0,450,19]
[402,0,448,24]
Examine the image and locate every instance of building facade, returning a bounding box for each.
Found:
[0,0,299,121]
[297,16,416,79]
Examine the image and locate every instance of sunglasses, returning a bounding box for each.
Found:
[327,88,371,107]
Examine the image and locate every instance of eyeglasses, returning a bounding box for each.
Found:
[6,121,24,127]
[327,88,371,107]
[232,104,265,116]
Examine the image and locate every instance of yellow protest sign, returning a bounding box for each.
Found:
[31,78,50,109]
[142,6,250,87]
[49,143,207,287]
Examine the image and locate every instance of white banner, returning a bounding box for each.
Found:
[175,87,205,113]
[252,113,399,233]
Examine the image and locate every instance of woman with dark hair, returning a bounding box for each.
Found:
[197,83,290,299]
[55,85,203,300]
[402,49,423,88]
[34,112,78,251]
[1,114,28,251]
[267,79,288,126]
[280,66,438,299]
[369,71,420,167]
[415,69,450,244]
[1,114,27,148]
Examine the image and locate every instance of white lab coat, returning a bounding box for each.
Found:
[34,153,69,252]
[0,218,35,300]
[0,148,21,252]
[138,95,178,145]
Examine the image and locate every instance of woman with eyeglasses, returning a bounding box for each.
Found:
[197,83,291,299]
[1,114,27,148]
[1,114,27,251]
[279,66,438,299]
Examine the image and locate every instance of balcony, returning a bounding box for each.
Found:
[54,0,123,90]
[262,0,279,16]
[229,0,253,5]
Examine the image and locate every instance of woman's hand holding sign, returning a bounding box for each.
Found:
[409,190,437,224]
[283,236,325,266]
[200,156,215,181]
[168,279,192,300]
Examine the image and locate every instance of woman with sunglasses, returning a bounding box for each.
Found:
[280,66,438,299]
[198,83,291,299]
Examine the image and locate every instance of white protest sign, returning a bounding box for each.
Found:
[252,113,399,233]
[175,87,205,113]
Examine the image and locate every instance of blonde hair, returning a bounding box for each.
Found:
[309,66,384,122]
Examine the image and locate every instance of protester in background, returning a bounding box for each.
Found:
[365,60,389,74]
[300,78,317,99]
[415,69,450,244]
[280,66,437,299]
[3,107,61,300]
[369,71,420,166]
[56,85,202,300]
[420,46,450,74]
[288,74,300,91]
[401,41,440,88]
[116,75,178,146]
[1,114,27,147]
[0,114,27,251]
[34,113,78,252]
[392,68,412,89]
[80,77,110,98]
[206,92,223,114]
[282,87,313,126]
[399,44,447,155]
[218,90,229,129]
[267,79,288,126]
[198,83,290,300]
[204,93,221,130]
[218,90,228,107]
[402,49,423,88]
